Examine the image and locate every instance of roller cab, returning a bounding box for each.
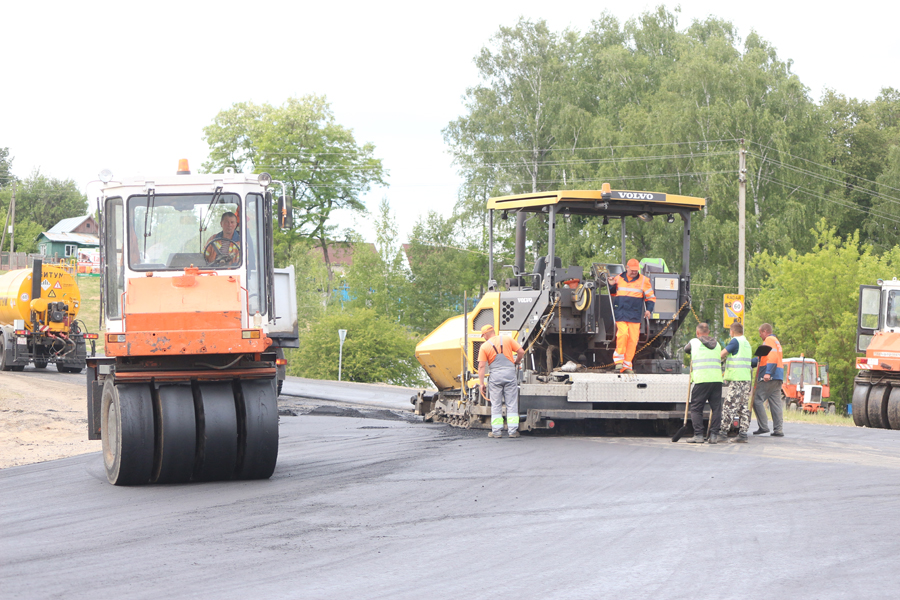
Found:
[852,278,900,429]
[86,163,298,485]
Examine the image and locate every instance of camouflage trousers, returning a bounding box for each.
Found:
[721,380,752,435]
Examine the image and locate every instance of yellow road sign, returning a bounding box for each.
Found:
[724,294,744,329]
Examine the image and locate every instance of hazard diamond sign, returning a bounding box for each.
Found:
[724,294,744,329]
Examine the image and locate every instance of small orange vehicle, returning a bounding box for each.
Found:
[782,355,833,414]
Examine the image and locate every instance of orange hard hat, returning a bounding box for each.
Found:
[480,324,494,335]
[627,259,640,269]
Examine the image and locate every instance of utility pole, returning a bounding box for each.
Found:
[9,181,16,255]
[738,140,746,297]
[0,183,10,254]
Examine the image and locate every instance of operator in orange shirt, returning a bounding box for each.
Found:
[608,259,656,374]
[478,324,526,438]
[752,323,785,437]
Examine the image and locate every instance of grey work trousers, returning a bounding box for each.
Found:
[753,379,784,434]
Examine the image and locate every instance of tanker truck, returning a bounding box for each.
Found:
[85,161,298,485]
[0,260,95,373]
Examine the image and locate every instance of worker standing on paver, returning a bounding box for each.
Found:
[478,324,526,438]
[752,323,785,437]
[683,322,724,444]
[720,321,752,443]
[609,259,656,374]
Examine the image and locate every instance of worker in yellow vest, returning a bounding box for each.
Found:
[683,322,724,444]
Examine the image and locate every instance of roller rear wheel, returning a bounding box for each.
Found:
[867,384,890,429]
[852,381,870,428]
[236,379,279,480]
[153,384,197,484]
[194,382,239,481]
[101,380,154,486]
[887,388,900,430]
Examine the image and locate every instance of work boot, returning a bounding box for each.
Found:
[707,433,719,444]
[729,433,748,443]
[752,428,770,435]
[771,431,784,437]
[685,435,706,444]
[488,431,503,438]
[508,431,520,439]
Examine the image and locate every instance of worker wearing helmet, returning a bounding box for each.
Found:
[478,324,526,438]
[608,259,656,374]
[752,323,785,437]
[720,321,753,443]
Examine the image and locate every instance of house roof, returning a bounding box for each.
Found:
[47,215,93,234]
[309,243,376,268]
[38,232,99,245]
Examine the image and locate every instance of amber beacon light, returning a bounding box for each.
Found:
[176,158,191,174]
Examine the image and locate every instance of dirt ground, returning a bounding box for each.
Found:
[0,371,100,469]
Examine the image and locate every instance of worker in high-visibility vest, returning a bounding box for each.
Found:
[683,322,724,444]
[752,323,785,437]
[720,321,752,443]
[609,259,656,374]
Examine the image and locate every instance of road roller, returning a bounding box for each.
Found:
[852,277,900,430]
[86,161,299,485]
[0,260,94,373]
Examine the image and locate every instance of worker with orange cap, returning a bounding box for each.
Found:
[608,259,656,374]
[477,323,526,438]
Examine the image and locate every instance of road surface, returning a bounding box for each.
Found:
[2,375,899,599]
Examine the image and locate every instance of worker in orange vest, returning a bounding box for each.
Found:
[752,323,785,437]
[608,259,656,374]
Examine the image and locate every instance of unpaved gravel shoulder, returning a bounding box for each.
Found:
[0,371,100,469]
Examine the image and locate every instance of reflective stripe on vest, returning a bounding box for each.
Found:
[690,339,723,383]
[724,335,752,381]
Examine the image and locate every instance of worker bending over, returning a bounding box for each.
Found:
[720,321,752,443]
[683,322,724,444]
[752,323,785,437]
[609,259,656,374]
[478,324,526,439]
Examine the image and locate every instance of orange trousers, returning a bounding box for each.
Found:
[613,321,640,370]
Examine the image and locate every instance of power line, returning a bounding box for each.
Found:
[750,140,900,195]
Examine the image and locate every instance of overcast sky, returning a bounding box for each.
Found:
[2,0,897,241]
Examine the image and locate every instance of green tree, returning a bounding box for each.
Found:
[0,171,88,252]
[288,307,422,386]
[744,222,896,408]
[344,198,410,322]
[202,95,387,282]
[0,147,12,188]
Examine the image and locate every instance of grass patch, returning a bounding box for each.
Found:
[75,276,104,355]
[779,408,853,427]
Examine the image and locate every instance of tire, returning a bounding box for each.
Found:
[788,401,798,412]
[236,379,279,480]
[101,380,155,485]
[193,382,238,481]
[867,384,890,429]
[887,388,900,430]
[152,384,197,484]
[56,363,84,374]
[0,337,9,372]
[33,359,48,369]
[277,379,284,396]
[852,381,870,428]
[827,403,836,415]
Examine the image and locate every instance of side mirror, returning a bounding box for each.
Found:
[278,196,293,230]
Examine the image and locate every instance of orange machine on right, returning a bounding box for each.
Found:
[853,277,900,429]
